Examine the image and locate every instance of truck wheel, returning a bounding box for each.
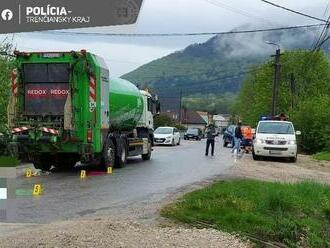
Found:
[223,141,227,147]
[177,138,181,145]
[33,154,52,171]
[103,138,116,171]
[142,138,152,161]
[115,142,127,168]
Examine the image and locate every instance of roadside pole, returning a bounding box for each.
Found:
[178,89,183,124]
[289,73,296,110]
[271,49,281,116]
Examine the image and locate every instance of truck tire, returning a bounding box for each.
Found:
[177,138,181,145]
[115,141,127,168]
[102,137,116,171]
[142,138,152,161]
[33,154,52,171]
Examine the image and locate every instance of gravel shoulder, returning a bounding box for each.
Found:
[227,154,330,184]
[0,217,249,248]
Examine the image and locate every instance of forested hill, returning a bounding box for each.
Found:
[122,26,328,98]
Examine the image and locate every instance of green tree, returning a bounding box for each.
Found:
[154,114,176,129]
[0,41,14,132]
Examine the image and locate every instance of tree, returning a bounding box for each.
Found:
[154,114,176,129]
[0,40,14,132]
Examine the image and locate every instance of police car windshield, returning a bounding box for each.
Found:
[257,122,294,134]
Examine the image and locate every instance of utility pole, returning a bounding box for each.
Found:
[271,48,281,116]
[289,73,296,110]
[178,89,183,124]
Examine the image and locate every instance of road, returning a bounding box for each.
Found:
[8,138,233,224]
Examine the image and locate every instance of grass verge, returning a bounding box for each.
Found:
[313,151,330,161]
[161,180,330,248]
[0,156,20,167]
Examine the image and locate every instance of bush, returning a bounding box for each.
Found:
[290,96,330,153]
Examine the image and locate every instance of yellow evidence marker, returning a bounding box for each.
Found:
[25,168,33,178]
[80,170,87,179]
[32,184,42,196]
[107,167,113,174]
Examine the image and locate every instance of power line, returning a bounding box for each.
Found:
[46,24,324,37]
[202,0,277,26]
[312,0,330,48]
[261,0,328,23]
[313,13,330,50]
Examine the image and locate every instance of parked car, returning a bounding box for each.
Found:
[184,128,203,140]
[154,127,181,146]
[223,125,236,147]
[252,120,301,162]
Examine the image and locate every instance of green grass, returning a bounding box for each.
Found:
[161,180,330,248]
[313,151,330,161]
[0,156,20,167]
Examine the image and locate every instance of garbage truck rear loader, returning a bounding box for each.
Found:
[8,50,159,170]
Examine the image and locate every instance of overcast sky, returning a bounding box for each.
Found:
[1,0,328,76]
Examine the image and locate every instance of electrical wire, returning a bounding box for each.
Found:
[261,0,328,23]
[201,0,277,26]
[313,13,330,50]
[45,24,324,37]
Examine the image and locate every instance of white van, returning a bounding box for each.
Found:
[252,121,301,162]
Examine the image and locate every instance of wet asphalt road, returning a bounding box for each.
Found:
[10,138,233,224]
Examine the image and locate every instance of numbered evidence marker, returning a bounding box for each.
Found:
[80,170,87,179]
[107,167,113,174]
[32,184,42,196]
[25,168,33,178]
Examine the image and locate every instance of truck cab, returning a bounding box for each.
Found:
[252,120,301,162]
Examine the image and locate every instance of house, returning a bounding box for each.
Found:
[196,111,209,125]
[181,110,207,131]
[213,114,230,130]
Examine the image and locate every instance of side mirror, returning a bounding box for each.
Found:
[252,128,256,134]
[296,131,301,135]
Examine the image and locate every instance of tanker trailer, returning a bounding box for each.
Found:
[7,50,159,171]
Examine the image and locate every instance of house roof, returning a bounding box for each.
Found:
[181,110,207,125]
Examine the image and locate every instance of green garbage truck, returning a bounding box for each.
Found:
[7,50,160,171]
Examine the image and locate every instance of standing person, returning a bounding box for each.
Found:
[232,122,243,155]
[205,124,216,156]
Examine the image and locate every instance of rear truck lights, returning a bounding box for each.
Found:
[87,129,93,143]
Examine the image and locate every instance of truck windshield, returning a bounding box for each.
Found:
[155,127,173,134]
[23,63,70,115]
[257,122,294,134]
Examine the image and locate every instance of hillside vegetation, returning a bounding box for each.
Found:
[122,27,325,113]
